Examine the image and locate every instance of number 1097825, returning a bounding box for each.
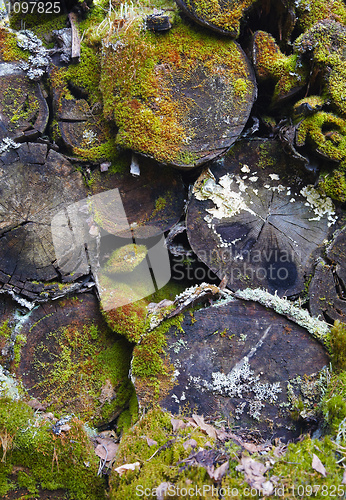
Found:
[4,1,61,14]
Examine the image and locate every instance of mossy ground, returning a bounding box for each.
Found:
[0,398,106,499]
[108,405,346,500]
[109,407,222,500]
[9,12,67,44]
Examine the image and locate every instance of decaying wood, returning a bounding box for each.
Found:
[0,143,88,298]
[89,154,186,238]
[16,293,129,423]
[187,139,337,297]
[175,0,257,36]
[69,13,81,61]
[309,226,346,322]
[100,20,257,168]
[137,295,330,441]
[0,64,49,142]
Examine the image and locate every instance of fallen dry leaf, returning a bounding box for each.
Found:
[27,398,46,411]
[183,439,197,450]
[59,424,71,433]
[342,468,346,485]
[228,431,264,454]
[98,379,116,404]
[156,482,173,500]
[192,414,217,440]
[216,428,229,441]
[207,460,229,481]
[95,439,119,463]
[146,437,158,447]
[171,418,186,432]
[114,461,140,475]
[236,456,273,495]
[312,453,327,477]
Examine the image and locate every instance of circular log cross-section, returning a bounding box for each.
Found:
[0,64,49,142]
[187,139,337,297]
[0,143,88,291]
[100,19,257,168]
[89,155,186,239]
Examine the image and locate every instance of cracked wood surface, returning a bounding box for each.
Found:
[134,296,329,441]
[187,139,336,297]
[0,143,88,296]
[310,227,346,322]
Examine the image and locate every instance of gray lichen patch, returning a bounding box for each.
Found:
[233,288,331,347]
[190,356,282,421]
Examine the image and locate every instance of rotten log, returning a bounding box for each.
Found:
[0,143,88,293]
[69,12,81,61]
[100,17,257,168]
[175,0,257,37]
[133,293,330,441]
[16,293,132,425]
[0,63,49,142]
[309,226,346,322]
[186,139,337,297]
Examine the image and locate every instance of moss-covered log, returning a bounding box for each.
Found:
[100,12,257,168]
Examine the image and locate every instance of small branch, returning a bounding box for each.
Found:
[69,13,81,61]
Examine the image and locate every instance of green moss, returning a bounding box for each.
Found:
[131,314,184,405]
[102,279,185,343]
[98,10,255,166]
[319,168,346,202]
[0,398,106,499]
[116,409,132,433]
[50,42,118,163]
[12,333,26,368]
[296,111,346,161]
[295,20,346,117]
[296,0,346,32]
[32,322,134,425]
[104,244,148,275]
[0,28,29,61]
[0,320,11,339]
[109,407,219,500]
[65,44,102,105]
[329,320,346,371]
[253,31,308,103]
[293,95,325,117]
[185,0,256,37]
[10,12,67,44]
[270,435,345,494]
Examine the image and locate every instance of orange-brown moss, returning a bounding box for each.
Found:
[253,30,308,102]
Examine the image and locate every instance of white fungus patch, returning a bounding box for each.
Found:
[300,185,337,226]
[269,173,280,180]
[241,164,250,173]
